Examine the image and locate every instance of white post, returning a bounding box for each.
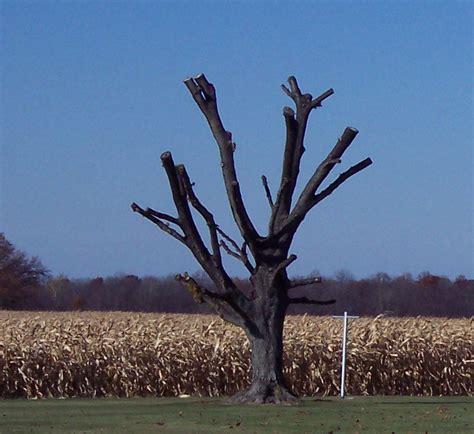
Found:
[340,311,348,398]
[333,311,359,399]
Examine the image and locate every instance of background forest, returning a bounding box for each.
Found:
[1,233,472,316]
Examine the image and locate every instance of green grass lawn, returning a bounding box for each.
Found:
[0,396,472,434]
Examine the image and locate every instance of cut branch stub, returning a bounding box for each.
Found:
[311,88,335,108]
[282,77,333,110]
[274,254,297,275]
[176,272,204,304]
[175,272,253,330]
[183,73,217,109]
[195,73,216,101]
[287,76,302,98]
[331,127,359,157]
[159,152,190,223]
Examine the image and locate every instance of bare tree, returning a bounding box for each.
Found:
[0,233,50,309]
[132,74,372,403]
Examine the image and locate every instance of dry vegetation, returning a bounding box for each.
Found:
[0,311,472,399]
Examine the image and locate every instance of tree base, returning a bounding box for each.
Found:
[228,381,299,404]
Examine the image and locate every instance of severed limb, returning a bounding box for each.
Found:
[175,273,250,328]
[289,276,322,288]
[281,76,334,110]
[271,77,334,233]
[176,272,223,304]
[276,129,372,236]
[311,158,373,207]
[291,127,360,216]
[131,202,185,244]
[183,74,260,252]
[288,296,335,305]
[159,152,215,269]
[176,164,222,268]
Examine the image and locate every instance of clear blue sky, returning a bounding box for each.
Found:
[1,1,472,280]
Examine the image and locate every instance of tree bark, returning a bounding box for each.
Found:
[230,266,297,403]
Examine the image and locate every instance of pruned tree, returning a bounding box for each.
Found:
[132,74,372,403]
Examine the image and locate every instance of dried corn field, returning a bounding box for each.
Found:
[0,311,472,399]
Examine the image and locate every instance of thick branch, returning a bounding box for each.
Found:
[160,152,212,267]
[288,127,360,223]
[277,156,372,238]
[289,277,322,288]
[132,154,212,268]
[131,202,185,244]
[271,107,297,230]
[183,74,260,251]
[288,297,336,305]
[312,158,373,206]
[271,77,334,233]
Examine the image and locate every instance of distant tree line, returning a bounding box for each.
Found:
[1,234,472,316]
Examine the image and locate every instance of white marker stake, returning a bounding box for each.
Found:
[332,311,359,398]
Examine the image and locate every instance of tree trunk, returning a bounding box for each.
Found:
[230,267,298,404]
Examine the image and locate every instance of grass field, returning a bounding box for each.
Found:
[0,396,472,434]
